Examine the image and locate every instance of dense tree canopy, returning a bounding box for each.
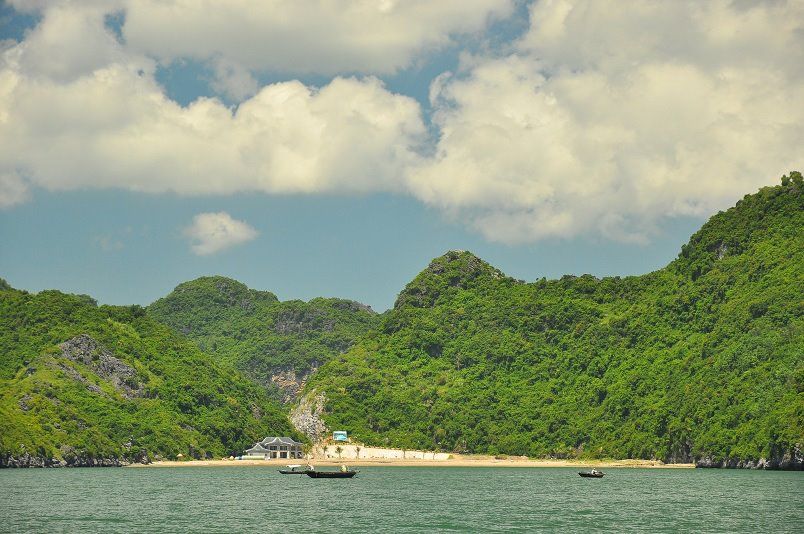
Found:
[0,288,299,464]
[2,173,801,467]
[148,276,378,399]
[308,175,803,465]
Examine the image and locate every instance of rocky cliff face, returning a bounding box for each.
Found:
[0,450,149,468]
[695,445,803,470]
[290,391,329,441]
[270,366,317,404]
[59,335,142,398]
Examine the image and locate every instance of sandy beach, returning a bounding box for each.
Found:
[130,456,694,469]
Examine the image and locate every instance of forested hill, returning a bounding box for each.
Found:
[0,286,298,467]
[307,173,804,468]
[147,277,378,402]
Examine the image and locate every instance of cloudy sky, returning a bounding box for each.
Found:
[0,0,801,310]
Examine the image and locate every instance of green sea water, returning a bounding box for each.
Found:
[1,467,802,532]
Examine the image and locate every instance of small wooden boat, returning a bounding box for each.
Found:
[305,470,358,478]
[279,464,307,474]
[578,470,604,478]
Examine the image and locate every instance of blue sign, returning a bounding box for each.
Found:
[333,431,348,441]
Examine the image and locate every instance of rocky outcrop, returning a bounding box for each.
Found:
[17,394,32,411]
[59,335,142,398]
[274,308,335,334]
[331,300,374,314]
[695,445,803,470]
[0,452,150,468]
[270,366,317,403]
[290,391,328,441]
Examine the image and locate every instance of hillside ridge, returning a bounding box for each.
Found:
[306,173,803,469]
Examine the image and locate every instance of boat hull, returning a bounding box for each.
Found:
[578,472,604,478]
[278,470,307,474]
[305,471,357,478]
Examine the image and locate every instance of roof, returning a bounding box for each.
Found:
[245,444,270,453]
[260,436,302,446]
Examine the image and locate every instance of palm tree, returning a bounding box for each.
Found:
[355,446,361,459]
[335,445,343,460]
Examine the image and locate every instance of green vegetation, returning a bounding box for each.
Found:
[2,173,801,467]
[308,173,803,465]
[148,277,377,399]
[0,287,299,464]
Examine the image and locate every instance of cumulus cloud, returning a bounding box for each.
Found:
[120,0,513,75]
[0,7,426,197]
[12,2,129,82]
[9,0,513,86]
[408,0,804,243]
[1,0,802,245]
[0,171,30,209]
[209,57,259,102]
[183,212,258,256]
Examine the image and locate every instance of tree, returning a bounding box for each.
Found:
[335,445,343,460]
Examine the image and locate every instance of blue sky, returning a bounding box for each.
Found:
[0,188,702,309]
[0,1,801,310]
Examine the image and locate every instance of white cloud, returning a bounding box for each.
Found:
[209,57,259,102]
[9,0,513,81]
[1,0,802,245]
[0,22,426,197]
[120,0,513,75]
[408,0,804,243]
[13,2,129,82]
[183,212,258,256]
[0,170,30,209]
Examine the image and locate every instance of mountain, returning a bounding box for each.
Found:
[305,172,803,468]
[3,173,800,469]
[147,276,378,402]
[0,286,299,467]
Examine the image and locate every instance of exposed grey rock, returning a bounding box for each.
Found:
[59,334,142,398]
[271,366,317,404]
[695,445,803,470]
[0,448,151,468]
[331,300,374,314]
[290,390,329,442]
[17,394,31,411]
[274,308,335,334]
[0,453,127,468]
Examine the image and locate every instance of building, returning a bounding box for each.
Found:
[333,431,348,441]
[243,437,304,459]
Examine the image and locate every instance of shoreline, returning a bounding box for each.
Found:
[129,456,694,469]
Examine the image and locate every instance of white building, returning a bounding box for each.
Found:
[243,436,303,459]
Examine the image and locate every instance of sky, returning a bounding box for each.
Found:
[0,1,801,311]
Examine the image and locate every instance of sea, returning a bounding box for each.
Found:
[1,466,802,532]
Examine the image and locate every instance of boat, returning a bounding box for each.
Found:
[578,469,604,478]
[305,470,357,478]
[278,464,307,474]
[304,466,358,478]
